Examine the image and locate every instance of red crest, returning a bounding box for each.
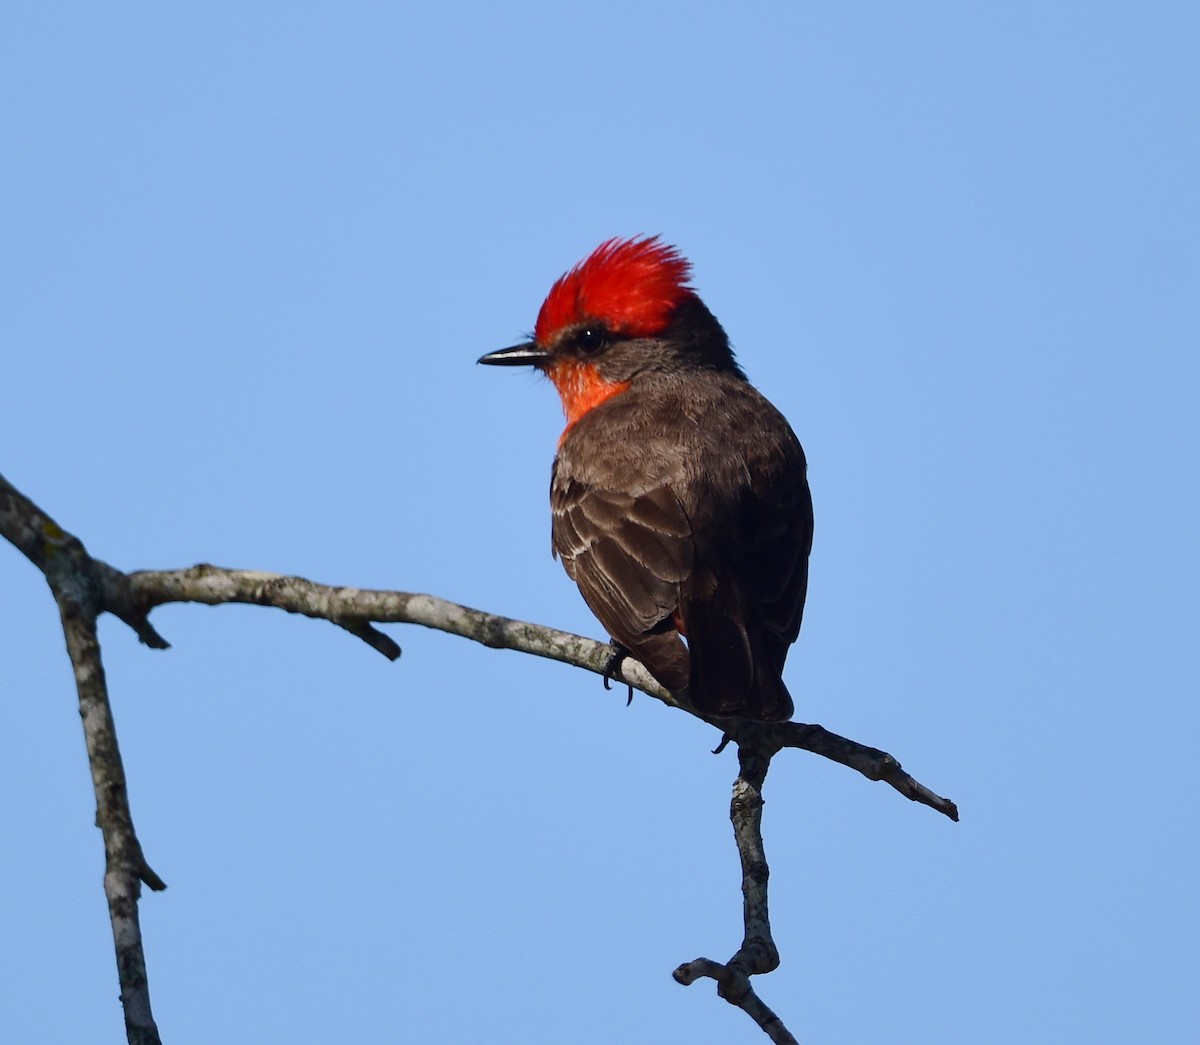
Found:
[534,237,693,345]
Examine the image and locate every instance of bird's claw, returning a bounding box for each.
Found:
[602,642,636,706]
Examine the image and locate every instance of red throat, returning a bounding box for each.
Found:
[549,360,630,442]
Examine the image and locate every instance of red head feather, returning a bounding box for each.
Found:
[534,237,694,345]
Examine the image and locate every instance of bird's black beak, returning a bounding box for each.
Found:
[477,341,546,367]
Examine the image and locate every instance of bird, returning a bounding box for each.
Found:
[478,237,812,722]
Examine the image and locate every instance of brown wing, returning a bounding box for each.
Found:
[551,466,693,694]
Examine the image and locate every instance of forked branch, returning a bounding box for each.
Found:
[1,471,957,1043]
[674,739,800,1042]
[2,476,164,1045]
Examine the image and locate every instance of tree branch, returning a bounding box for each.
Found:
[672,739,799,1043]
[114,563,959,820]
[2,476,164,1045]
[2,470,958,1043]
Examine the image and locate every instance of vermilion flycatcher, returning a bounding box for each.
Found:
[479,237,812,722]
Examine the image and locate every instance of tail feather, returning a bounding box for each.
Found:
[683,608,794,722]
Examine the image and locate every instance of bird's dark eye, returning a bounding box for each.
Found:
[576,326,607,354]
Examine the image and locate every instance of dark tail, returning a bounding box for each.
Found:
[684,613,794,723]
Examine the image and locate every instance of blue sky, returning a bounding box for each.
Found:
[2,3,1197,1042]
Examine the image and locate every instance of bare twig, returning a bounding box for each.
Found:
[674,956,798,1044]
[767,721,958,822]
[55,599,164,1045]
[672,738,799,1044]
[114,564,959,820]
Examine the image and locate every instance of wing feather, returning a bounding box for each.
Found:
[551,470,692,692]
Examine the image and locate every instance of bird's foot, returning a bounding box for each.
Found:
[711,731,734,755]
[602,641,635,706]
